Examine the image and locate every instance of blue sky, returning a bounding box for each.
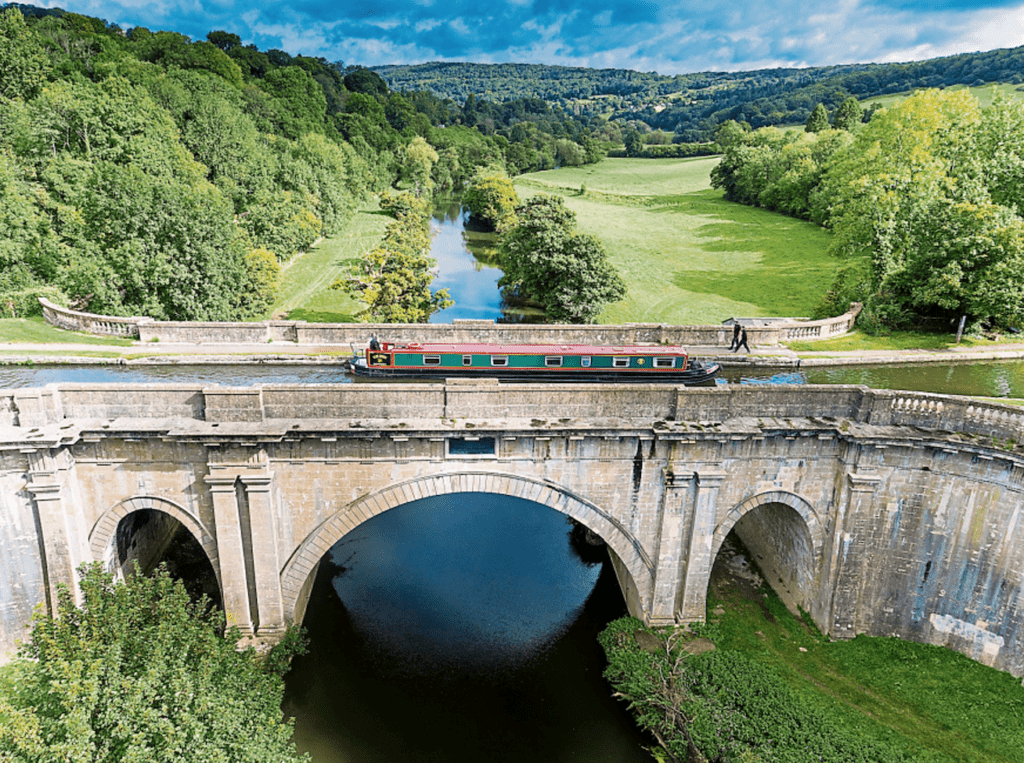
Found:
[34,0,1024,74]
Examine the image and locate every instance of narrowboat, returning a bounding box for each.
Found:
[346,341,720,384]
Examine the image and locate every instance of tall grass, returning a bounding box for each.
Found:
[707,567,1024,762]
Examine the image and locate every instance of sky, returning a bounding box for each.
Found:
[28,0,1024,75]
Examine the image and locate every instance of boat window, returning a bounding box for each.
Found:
[544,356,563,368]
[581,357,591,368]
[463,355,472,366]
[654,357,675,368]
[612,357,630,368]
[423,355,441,366]
[491,356,509,366]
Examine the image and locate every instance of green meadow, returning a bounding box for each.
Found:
[267,202,390,323]
[516,156,839,325]
[862,82,1024,110]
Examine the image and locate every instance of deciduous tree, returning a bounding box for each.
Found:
[498,195,626,323]
[0,563,308,763]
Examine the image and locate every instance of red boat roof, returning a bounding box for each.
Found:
[382,342,688,356]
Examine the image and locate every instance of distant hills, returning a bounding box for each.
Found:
[373,47,1024,140]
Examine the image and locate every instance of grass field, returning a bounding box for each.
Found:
[0,317,133,346]
[861,82,1024,110]
[708,547,1024,763]
[267,202,390,322]
[515,157,839,325]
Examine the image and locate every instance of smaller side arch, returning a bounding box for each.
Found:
[88,495,221,586]
[710,490,824,564]
[279,471,655,623]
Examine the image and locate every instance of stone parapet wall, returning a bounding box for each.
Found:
[7,381,1024,448]
[40,298,152,338]
[42,299,861,346]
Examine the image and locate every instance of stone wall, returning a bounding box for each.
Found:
[40,298,862,346]
[1,379,1023,677]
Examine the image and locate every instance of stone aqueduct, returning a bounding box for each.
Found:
[1,379,1024,677]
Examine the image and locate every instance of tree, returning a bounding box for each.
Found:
[0,563,308,763]
[0,8,51,101]
[402,135,438,195]
[498,195,626,323]
[463,173,519,230]
[805,103,830,133]
[623,127,642,156]
[333,193,452,322]
[832,97,863,131]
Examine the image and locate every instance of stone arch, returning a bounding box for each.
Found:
[705,490,823,618]
[279,471,654,623]
[88,495,221,587]
[710,490,823,564]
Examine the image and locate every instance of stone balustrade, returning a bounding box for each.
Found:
[40,298,153,338]
[39,299,862,346]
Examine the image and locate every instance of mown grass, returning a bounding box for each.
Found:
[788,329,1020,353]
[862,82,1024,111]
[515,157,839,325]
[0,317,134,346]
[708,569,1024,762]
[267,202,389,322]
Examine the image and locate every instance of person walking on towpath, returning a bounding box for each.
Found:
[728,322,741,350]
[733,327,750,353]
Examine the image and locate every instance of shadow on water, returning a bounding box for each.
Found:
[281,494,655,763]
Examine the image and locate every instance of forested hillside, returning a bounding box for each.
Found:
[374,47,1024,141]
[0,3,606,321]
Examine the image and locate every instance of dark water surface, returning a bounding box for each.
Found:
[281,494,654,763]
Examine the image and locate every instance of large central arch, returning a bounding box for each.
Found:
[279,471,654,624]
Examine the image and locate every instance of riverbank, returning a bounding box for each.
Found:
[599,536,1024,763]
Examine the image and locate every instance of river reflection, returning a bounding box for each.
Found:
[281,494,654,763]
[427,203,544,324]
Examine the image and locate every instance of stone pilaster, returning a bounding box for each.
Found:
[206,474,254,637]
[649,467,696,625]
[826,471,881,636]
[23,448,79,614]
[25,477,74,614]
[678,469,728,622]
[240,473,285,636]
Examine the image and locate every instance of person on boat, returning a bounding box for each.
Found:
[369,335,381,351]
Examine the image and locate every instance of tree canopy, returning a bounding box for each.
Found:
[498,195,626,323]
[332,192,452,322]
[0,563,308,763]
[712,89,1024,333]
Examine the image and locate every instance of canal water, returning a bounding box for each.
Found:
[5,358,1024,397]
